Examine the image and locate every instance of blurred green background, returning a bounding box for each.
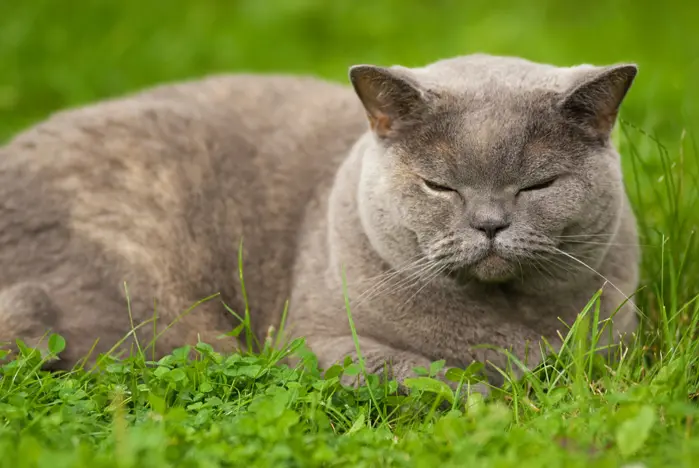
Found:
[1,0,697,144]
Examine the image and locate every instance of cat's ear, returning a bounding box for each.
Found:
[349,65,428,139]
[559,64,638,139]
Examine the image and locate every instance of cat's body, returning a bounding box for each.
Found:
[0,54,640,386]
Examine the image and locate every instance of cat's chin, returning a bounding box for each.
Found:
[470,254,516,283]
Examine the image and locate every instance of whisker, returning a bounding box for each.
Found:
[553,233,616,239]
[400,261,451,309]
[558,240,650,248]
[514,256,525,283]
[346,233,463,311]
[351,254,446,311]
[387,259,444,294]
[551,246,643,315]
[349,252,427,287]
[350,255,431,304]
[528,252,579,280]
[530,255,561,281]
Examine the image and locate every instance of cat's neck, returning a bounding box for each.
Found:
[325,133,387,286]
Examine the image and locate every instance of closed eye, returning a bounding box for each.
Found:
[519,177,557,193]
[423,178,455,193]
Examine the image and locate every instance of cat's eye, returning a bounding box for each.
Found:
[519,177,557,193]
[423,178,455,193]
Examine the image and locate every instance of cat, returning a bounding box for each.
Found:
[0,54,640,391]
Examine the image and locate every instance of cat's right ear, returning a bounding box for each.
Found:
[559,64,638,140]
[349,65,428,140]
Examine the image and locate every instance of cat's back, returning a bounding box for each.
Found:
[4,73,365,170]
[1,73,367,220]
[0,73,368,340]
[0,73,367,251]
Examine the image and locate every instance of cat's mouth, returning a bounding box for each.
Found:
[470,251,516,283]
[447,247,517,284]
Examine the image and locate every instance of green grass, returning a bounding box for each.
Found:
[1,1,698,466]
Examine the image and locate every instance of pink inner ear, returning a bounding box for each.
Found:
[368,110,392,137]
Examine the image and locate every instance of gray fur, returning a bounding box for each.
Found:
[0,54,639,390]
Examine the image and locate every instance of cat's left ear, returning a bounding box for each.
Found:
[349,64,430,140]
[559,64,638,139]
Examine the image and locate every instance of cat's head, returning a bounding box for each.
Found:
[350,54,637,285]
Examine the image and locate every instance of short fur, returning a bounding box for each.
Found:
[0,54,639,388]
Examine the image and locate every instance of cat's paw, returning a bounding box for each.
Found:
[338,360,490,408]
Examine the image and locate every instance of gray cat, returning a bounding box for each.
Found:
[0,54,639,390]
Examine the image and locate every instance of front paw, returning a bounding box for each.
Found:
[337,357,490,403]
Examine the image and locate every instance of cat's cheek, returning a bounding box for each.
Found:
[391,192,426,229]
[387,182,418,219]
[403,186,453,218]
[553,183,588,224]
[520,189,578,231]
[406,204,454,241]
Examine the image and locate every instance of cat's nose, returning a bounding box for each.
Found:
[469,199,511,239]
[470,218,511,239]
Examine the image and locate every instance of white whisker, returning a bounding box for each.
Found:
[350,255,431,305]
[559,240,648,248]
[551,246,643,315]
[399,261,451,310]
[553,233,616,239]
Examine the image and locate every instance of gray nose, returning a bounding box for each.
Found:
[470,218,511,239]
[468,197,512,239]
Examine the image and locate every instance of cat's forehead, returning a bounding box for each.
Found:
[397,92,579,183]
[391,55,604,182]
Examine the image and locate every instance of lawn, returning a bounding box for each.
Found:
[1,1,698,466]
